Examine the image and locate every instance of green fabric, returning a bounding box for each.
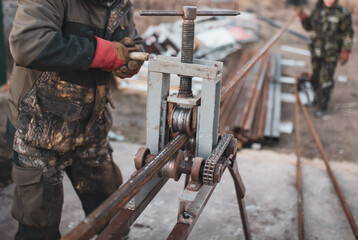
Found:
[0,0,7,86]
[301,3,354,59]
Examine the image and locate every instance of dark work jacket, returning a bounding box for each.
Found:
[7,0,142,148]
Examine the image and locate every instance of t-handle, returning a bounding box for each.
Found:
[141,6,240,98]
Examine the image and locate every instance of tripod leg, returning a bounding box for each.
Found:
[228,158,252,240]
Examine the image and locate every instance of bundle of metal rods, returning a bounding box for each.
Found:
[220,51,281,144]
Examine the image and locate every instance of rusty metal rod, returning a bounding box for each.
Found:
[62,133,190,240]
[294,79,304,240]
[140,10,240,16]
[299,98,358,238]
[220,13,297,102]
[96,177,168,240]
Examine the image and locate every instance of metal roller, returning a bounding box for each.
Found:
[172,106,193,135]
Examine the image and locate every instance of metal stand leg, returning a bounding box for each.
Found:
[228,158,252,240]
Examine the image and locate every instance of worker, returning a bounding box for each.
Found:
[296,0,354,118]
[5,0,143,239]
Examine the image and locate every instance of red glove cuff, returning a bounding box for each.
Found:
[299,13,308,21]
[89,36,125,71]
[341,49,350,60]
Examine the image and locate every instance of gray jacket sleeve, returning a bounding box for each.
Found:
[9,0,95,71]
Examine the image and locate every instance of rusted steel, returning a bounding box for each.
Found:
[257,65,270,139]
[134,147,150,170]
[191,157,204,183]
[97,177,168,240]
[202,134,233,185]
[62,133,190,240]
[178,160,193,175]
[221,13,296,101]
[168,157,251,240]
[219,51,273,143]
[227,153,251,240]
[299,98,358,238]
[243,55,269,132]
[167,222,193,240]
[294,79,304,240]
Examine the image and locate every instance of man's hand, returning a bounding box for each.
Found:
[339,49,350,65]
[294,7,307,21]
[89,37,140,71]
[113,42,144,79]
[294,7,304,15]
[114,37,142,67]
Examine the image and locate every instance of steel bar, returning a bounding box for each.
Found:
[228,159,251,240]
[258,16,309,42]
[62,133,189,240]
[219,52,251,134]
[263,55,277,139]
[167,222,193,240]
[96,177,168,240]
[257,66,270,139]
[299,98,358,238]
[140,10,240,16]
[294,79,304,240]
[243,55,269,132]
[220,13,296,101]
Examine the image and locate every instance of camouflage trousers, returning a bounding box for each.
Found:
[11,73,122,230]
[311,57,338,110]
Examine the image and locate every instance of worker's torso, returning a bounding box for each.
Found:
[309,5,349,59]
[8,0,135,152]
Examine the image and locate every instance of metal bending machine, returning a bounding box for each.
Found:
[63,6,252,240]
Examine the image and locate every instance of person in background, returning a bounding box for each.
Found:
[296,0,354,118]
[5,0,143,239]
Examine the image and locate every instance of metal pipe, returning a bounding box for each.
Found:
[220,13,297,101]
[62,133,190,240]
[140,10,240,16]
[299,97,358,238]
[294,79,304,240]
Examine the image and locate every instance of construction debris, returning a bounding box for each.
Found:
[142,11,259,60]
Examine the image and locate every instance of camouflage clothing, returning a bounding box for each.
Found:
[6,0,141,238]
[12,136,122,228]
[301,0,354,60]
[311,58,337,110]
[300,0,354,110]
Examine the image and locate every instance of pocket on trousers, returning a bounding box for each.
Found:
[11,165,49,227]
[17,89,82,152]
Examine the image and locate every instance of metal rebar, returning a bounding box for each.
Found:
[299,97,358,238]
[220,13,297,102]
[294,79,304,240]
[62,133,190,240]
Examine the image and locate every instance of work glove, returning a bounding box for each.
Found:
[339,49,350,65]
[89,36,140,71]
[113,40,144,79]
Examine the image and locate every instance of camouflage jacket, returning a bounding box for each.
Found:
[7,0,142,151]
[301,3,354,60]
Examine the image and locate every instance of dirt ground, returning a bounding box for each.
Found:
[1,143,358,240]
